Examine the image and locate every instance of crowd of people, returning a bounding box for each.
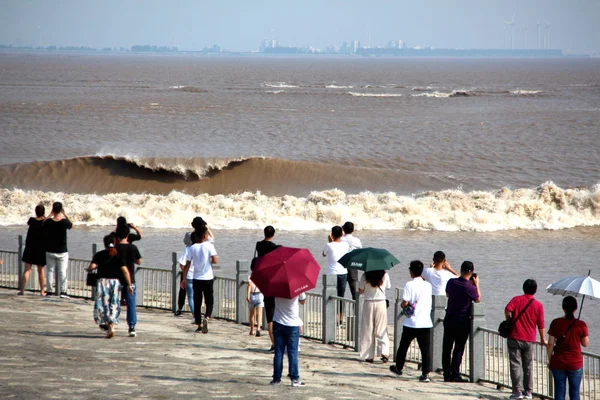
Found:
[17,204,590,396]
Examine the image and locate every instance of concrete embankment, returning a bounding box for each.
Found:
[0,288,507,399]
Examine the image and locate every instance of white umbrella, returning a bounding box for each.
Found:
[546,270,600,319]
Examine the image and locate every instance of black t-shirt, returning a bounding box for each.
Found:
[25,217,45,249]
[115,243,141,284]
[43,218,73,253]
[255,240,279,257]
[92,250,126,282]
[127,233,141,243]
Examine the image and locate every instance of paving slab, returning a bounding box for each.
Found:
[0,288,509,399]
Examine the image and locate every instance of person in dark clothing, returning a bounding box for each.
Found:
[254,225,280,351]
[114,216,143,243]
[19,204,47,296]
[88,234,133,338]
[115,224,142,337]
[43,202,73,298]
[442,261,481,382]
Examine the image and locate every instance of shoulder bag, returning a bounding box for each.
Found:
[499,298,534,338]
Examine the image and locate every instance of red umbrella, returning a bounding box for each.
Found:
[250,246,321,299]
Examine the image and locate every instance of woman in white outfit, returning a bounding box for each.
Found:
[358,270,391,363]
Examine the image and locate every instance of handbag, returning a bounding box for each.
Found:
[379,287,389,308]
[86,270,98,287]
[250,246,259,271]
[499,298,534,338]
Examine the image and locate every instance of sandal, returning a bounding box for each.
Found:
[381,355,389,363]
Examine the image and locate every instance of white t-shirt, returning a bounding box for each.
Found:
[358,272,390,301]
[273,292,307,327]
[341,234,362,251]
[422,267,456,296]
[322,241,351,275]
[178,246,195,280]
[187,242,217,280]
[402,277,433,328]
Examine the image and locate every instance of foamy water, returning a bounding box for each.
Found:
[2,182,598,231]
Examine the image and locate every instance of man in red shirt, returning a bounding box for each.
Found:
[504,279,547,400]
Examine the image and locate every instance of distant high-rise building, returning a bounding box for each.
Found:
[351,40,360,53]
[259,39,278,52]
[387,40,405,49]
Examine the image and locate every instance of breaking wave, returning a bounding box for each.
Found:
[412,90,470,98]
[348,92,402,97]
[263,82,299,88]
[1,182,598,231]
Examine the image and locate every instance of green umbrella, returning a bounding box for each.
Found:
[337,247,400,272]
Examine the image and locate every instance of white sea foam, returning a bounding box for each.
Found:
[510,89,542,95]
[2,182,599,232]
[412,91,452,98]
[326,85,354,89]
[169,86,185,89]
[263,82,299,88]
[348,92,402,97]
[266,90,284,94]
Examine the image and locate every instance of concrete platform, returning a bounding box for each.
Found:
[0,288,509,399]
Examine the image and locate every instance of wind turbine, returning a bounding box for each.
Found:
[535,21,541,49]
[522,27,528,49]
[503,15,515,50]
[545,22,551,49]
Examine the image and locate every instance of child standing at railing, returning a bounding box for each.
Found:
[247,277,264,336]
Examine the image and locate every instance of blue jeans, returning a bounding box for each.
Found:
[185,279,194,315]
[336,274,347,297]
[552,368,583,400]
[124,283,137,329]
[272,321,300,382]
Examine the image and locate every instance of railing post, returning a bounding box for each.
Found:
[134,267,144,306]
[212,267,221,319]
[91,244,99,300]
[236,260,249,324]
[469,302,486,383]
[353,281,361,352]
[171,252,179,313]
[393,288,403,360]
[431,295,447,372]
[17,235,24,291]
[322,274,336,344]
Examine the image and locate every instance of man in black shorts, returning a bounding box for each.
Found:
[254,225,280,352]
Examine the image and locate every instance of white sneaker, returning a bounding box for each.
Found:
[291,379,305,387]
[508,392,524,400]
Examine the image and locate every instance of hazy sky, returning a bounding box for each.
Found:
[1,0,599,52]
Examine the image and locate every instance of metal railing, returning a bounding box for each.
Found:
[137,266,172,309]
[330,295,358,349]
[300,292,323,341]
[214,276,237,321]
[66,258,93,299]
[0,250,20,289]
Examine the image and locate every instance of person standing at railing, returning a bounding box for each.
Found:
[43,201,73,298]
[183,225,218,334]
[87,234,133,339]
[358,269,390,364]
[322,226,351,325]
[390,260,432,382]
[175,232,195,321]
[547,296,589,400]
[422,251,458,296]
[115,224,142,338]
[442,261,481,383]
[113,216,143,244]
[341,221,362,300]
[18,203,47,296]
[255,225,281,352]
[504,279,546,400]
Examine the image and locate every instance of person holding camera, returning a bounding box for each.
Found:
[43,201,73,298]
[442,261,481,382]
[115,216,143,243]
[390,260,433,382]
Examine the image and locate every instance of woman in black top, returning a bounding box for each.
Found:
[19,204,47,296]
[88,235,133,338]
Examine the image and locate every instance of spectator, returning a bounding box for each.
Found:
[255,225,280,351]
[247,277,264,337]
[390,260,433,382]
[322,226,350,324]
[358,270,390,364]
[547,296,589,400]
[442,261,481,382]
[505,279,547,400]
[175,232,195,320]
[340,221,362,300]
[115,224,143,337]
[422,251,458,296]
[114,216,143,243]
[43,202,73,298]
[19,203,47,296]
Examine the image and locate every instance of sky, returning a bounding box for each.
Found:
[1,0,599,53]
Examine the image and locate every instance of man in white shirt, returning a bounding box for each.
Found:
[322,226,350,324]
[270,292,307,387]
[422,251,458,296]
[390,260,433,383]
[182,225,218,334]
[340,221,362,300]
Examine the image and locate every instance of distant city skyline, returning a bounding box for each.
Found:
[0,0,598,53]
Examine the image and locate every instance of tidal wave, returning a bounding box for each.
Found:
[1,183,598,231]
